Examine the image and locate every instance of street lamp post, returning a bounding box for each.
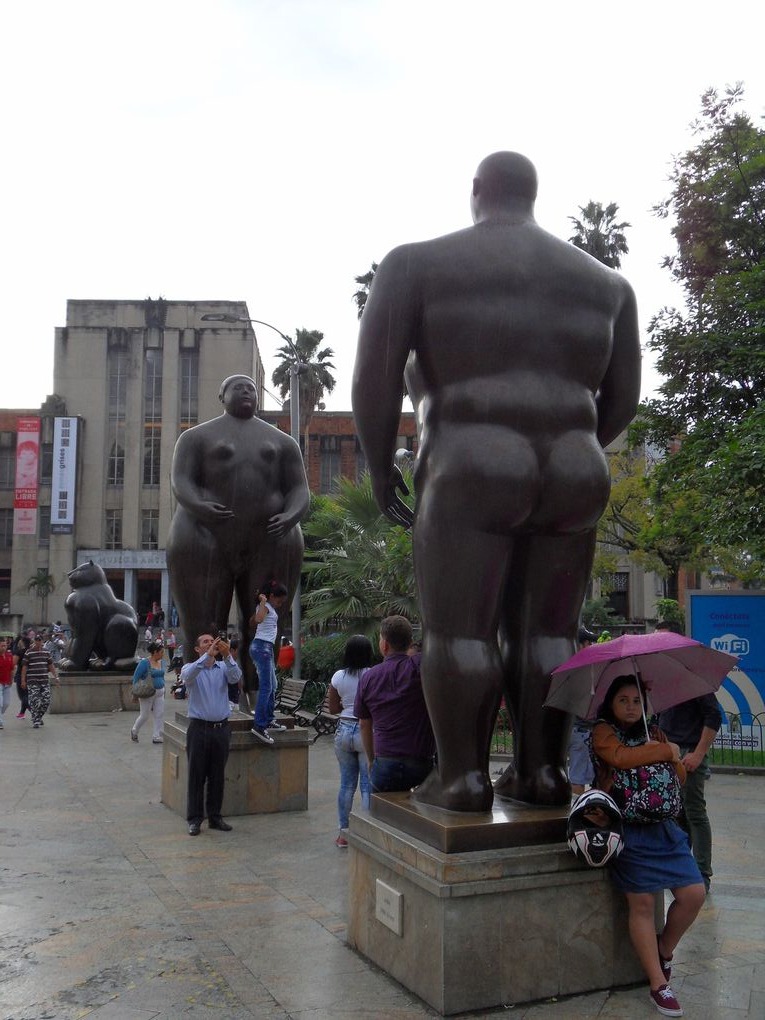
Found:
[201,312,305,679]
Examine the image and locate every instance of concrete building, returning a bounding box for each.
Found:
[2,298,263,627]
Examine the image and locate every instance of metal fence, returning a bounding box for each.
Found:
[490,710,765,770]
[708,711,765,768]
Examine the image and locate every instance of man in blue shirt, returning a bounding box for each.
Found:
[181,633,242,836]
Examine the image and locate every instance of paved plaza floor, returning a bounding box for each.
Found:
[1,697,763,1019]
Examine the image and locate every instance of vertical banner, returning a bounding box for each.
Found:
[51,417,78,534]
[13,416,40,535]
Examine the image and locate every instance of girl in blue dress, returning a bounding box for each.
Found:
[591,674,706,1017]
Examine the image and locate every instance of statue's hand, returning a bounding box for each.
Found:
[266,512,293,538]
[195,501,235,525]
[374,466,414,529]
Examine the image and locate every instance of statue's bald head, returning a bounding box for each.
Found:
[471,152,538,222]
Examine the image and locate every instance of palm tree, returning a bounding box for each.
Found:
[302,473,418,635]
[27,568,57,625]
[271,328,336,467]
[569,201,630,268]
[352,262,378,320]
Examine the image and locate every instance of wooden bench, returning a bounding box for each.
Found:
[292,680,328,730]
[311,690,340,738]
[275,678,306,715]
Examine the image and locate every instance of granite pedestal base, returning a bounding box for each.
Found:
[160,712,311,818]
[50,672,136,713]
[348,802,654,1016]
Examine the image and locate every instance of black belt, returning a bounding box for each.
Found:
[189,717,229,728]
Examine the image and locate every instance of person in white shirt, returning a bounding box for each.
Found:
[328,635,375,847]
[248,581,288,745]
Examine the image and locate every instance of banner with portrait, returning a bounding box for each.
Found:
[13,416,40,535]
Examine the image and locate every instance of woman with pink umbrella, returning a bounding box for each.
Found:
[590,673,706,1017]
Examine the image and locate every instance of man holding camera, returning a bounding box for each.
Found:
[181,633,242,836]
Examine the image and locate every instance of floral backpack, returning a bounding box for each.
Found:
[606,725,682,823]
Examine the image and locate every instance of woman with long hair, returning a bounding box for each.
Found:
[249,581,288,745]
[591,674,706,1017]
[328,634,375,847]
[130,640,167,744]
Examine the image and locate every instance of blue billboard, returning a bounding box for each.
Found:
[688,591,765,731]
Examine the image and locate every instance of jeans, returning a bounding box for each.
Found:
[334,720,371,829]
[0,683,11,721]
[132,688,165,741]
[250,639,276,729]
[370,755,433,793]
[678,747,713,879]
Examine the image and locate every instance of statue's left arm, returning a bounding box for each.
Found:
[266,438,310,537]
[352,246,417,527]
[596,281,641,448]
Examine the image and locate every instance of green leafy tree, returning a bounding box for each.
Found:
[271,328,336,467]
[568,201,631,268]
[636,84,765,581]
[301,472,418,636]
[352,262,378,320]
[27,568,56,624]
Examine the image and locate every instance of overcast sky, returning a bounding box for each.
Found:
[1,0,763,412]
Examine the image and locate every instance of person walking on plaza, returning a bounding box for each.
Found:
[130,640,167,744]
[0,637,14,728]
[21,633,59,729]
[329,634,375,848]
[13,635,31,718]
[658,692,722,893]
[354,616,435,794]
[181,632,241,836]
[249,581,289,745]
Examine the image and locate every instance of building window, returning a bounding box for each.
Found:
[0,568,10,610]
[40,442,54,484]
[105,509,122,550]
[0,508,13,549]
[355,439,367,482]
[605,571,630,620]
[319,435,342,494]
[141,509,159,550]
[143,426,161,486]
[0,432,15,489]
[106,422,125,486]
[38,505,50,547]
[108,350,129,419]
[144,348,163,422]
[179,350,199,428]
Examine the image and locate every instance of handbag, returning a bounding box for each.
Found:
[132,659,156,700]
[609,727,682,823]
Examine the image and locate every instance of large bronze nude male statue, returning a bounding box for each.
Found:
[166,375,309,688]
[352,152,641,811]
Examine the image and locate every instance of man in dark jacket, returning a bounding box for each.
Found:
[658,692,722,892]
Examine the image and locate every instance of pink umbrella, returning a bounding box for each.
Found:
[545,631,738,738]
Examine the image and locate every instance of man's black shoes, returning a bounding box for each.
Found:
[188,822,201,836]
[209,818,233,831]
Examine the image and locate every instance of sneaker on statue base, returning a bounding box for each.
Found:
[251,725,275,746]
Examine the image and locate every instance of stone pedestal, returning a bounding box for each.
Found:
[50,672,136,713]
[347,802,652,1015]
[160,712,311,817]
